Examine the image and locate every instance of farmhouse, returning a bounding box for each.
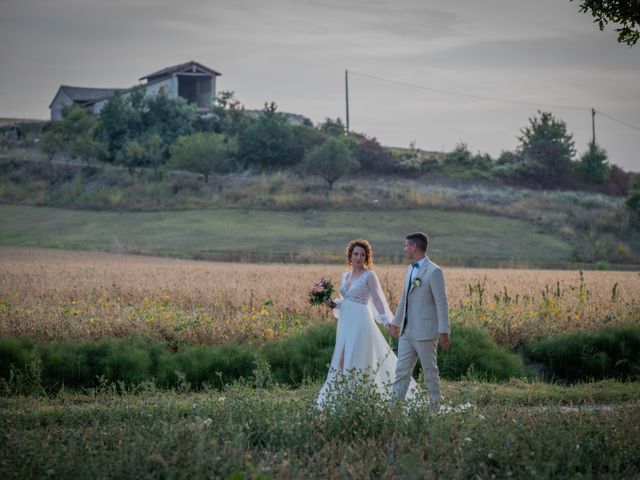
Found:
[49,61,221,120]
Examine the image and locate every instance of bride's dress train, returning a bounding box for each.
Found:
[316,270,420,409]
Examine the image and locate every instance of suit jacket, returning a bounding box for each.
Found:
[391,257,450,340]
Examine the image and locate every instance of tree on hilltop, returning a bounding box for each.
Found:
[211,90,248,136]
[238,102,295,169]
[50,106,104,165]
[578,143,610,184]
[97,87,195,163]
[353,137,396,174]
[517,111,576,187]
[319,118,346,136]
[168,132,237,182]
[301,137,360,189]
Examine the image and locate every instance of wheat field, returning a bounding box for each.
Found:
[0,247,638,348]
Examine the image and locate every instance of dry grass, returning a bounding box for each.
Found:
[1,247,638,348]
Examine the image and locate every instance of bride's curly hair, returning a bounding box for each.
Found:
[346,239,374,268]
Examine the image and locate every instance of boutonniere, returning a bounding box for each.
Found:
[412,277,422,288]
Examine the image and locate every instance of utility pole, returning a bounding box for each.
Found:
[345,70,350,133]
[591,108,596,146]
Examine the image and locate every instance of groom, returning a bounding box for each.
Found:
[389,232,450,403]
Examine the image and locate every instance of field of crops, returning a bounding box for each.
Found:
[1,246,638,349]
[1,246,640,478]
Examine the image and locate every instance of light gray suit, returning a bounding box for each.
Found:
[391,257,450,402]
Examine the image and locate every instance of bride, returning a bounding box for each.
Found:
[316,239,420,408]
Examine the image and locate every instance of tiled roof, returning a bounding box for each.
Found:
[140,61,221,80]
[59,86,128,102]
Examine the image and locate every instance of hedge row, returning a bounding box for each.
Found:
[7,322,638,392]
[0,322,529,393]
[523,324,640,382]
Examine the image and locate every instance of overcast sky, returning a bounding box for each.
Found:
[1,0,639,171]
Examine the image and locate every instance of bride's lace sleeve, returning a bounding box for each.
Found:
[366,270,393,325]
[330,272,348,319]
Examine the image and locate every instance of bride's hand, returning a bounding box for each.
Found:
[324,299,337,309]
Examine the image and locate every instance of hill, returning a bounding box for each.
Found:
[0,153,638,267]
[0,204,575,266]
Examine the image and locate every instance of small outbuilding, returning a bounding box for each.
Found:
[49,61,221,120]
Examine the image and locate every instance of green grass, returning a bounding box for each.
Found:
[0,381,638,479]
[0,204,573,265]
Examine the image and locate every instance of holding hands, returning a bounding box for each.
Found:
[387,324,400,338]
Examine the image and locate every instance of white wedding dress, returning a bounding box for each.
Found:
[316,269,420,409]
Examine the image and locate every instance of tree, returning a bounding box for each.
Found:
[300,138,359,189]
[319,118,346,136]
[41,122,65,161]
[491,150,525,181]
[578,143,609,184]
[517,111,576,186]
[238,102,295,169]
[625,189,640,217]
[604,164,631,196]
[97,87,195,163]
[145,133,166,179]
[168,132,237,182]
[144,87,196,148]
[115,133,167,175]
[118,139,147,173]
[626,173,640,223]
[572,0,640,46]
[211,91,248,136]
[60,107,104,165]
[353,137,396,174]
[96,93,133,162]
[287,125,329,165]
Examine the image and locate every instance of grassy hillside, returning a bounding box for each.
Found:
[1,155,637,265]
[0,204,573,265]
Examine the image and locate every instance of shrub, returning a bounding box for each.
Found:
[438,324,526,381]
[0,322,530,393]
[158,343,256,389]
[168,132,237,182]
[299,138,359,189]
[0,337,37,378]
[262,321,336,385]
[523,324,640,382]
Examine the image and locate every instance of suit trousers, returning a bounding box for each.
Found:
[392,332,441,402]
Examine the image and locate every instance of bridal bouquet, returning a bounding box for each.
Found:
[308,279,334,306]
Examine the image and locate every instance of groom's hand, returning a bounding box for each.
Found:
[439,333,450,350]
[388,324,400,338]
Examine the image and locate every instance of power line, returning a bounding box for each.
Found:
[349,70,593,112]
[596,111,640,133]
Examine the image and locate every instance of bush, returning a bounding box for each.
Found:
[438,324,526,381]
[0,322,529,393]
[0,337,37,379]
[523,324,640,382]
[0,337,257,392]
[262,321,336,385]
[159,343,256,389]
